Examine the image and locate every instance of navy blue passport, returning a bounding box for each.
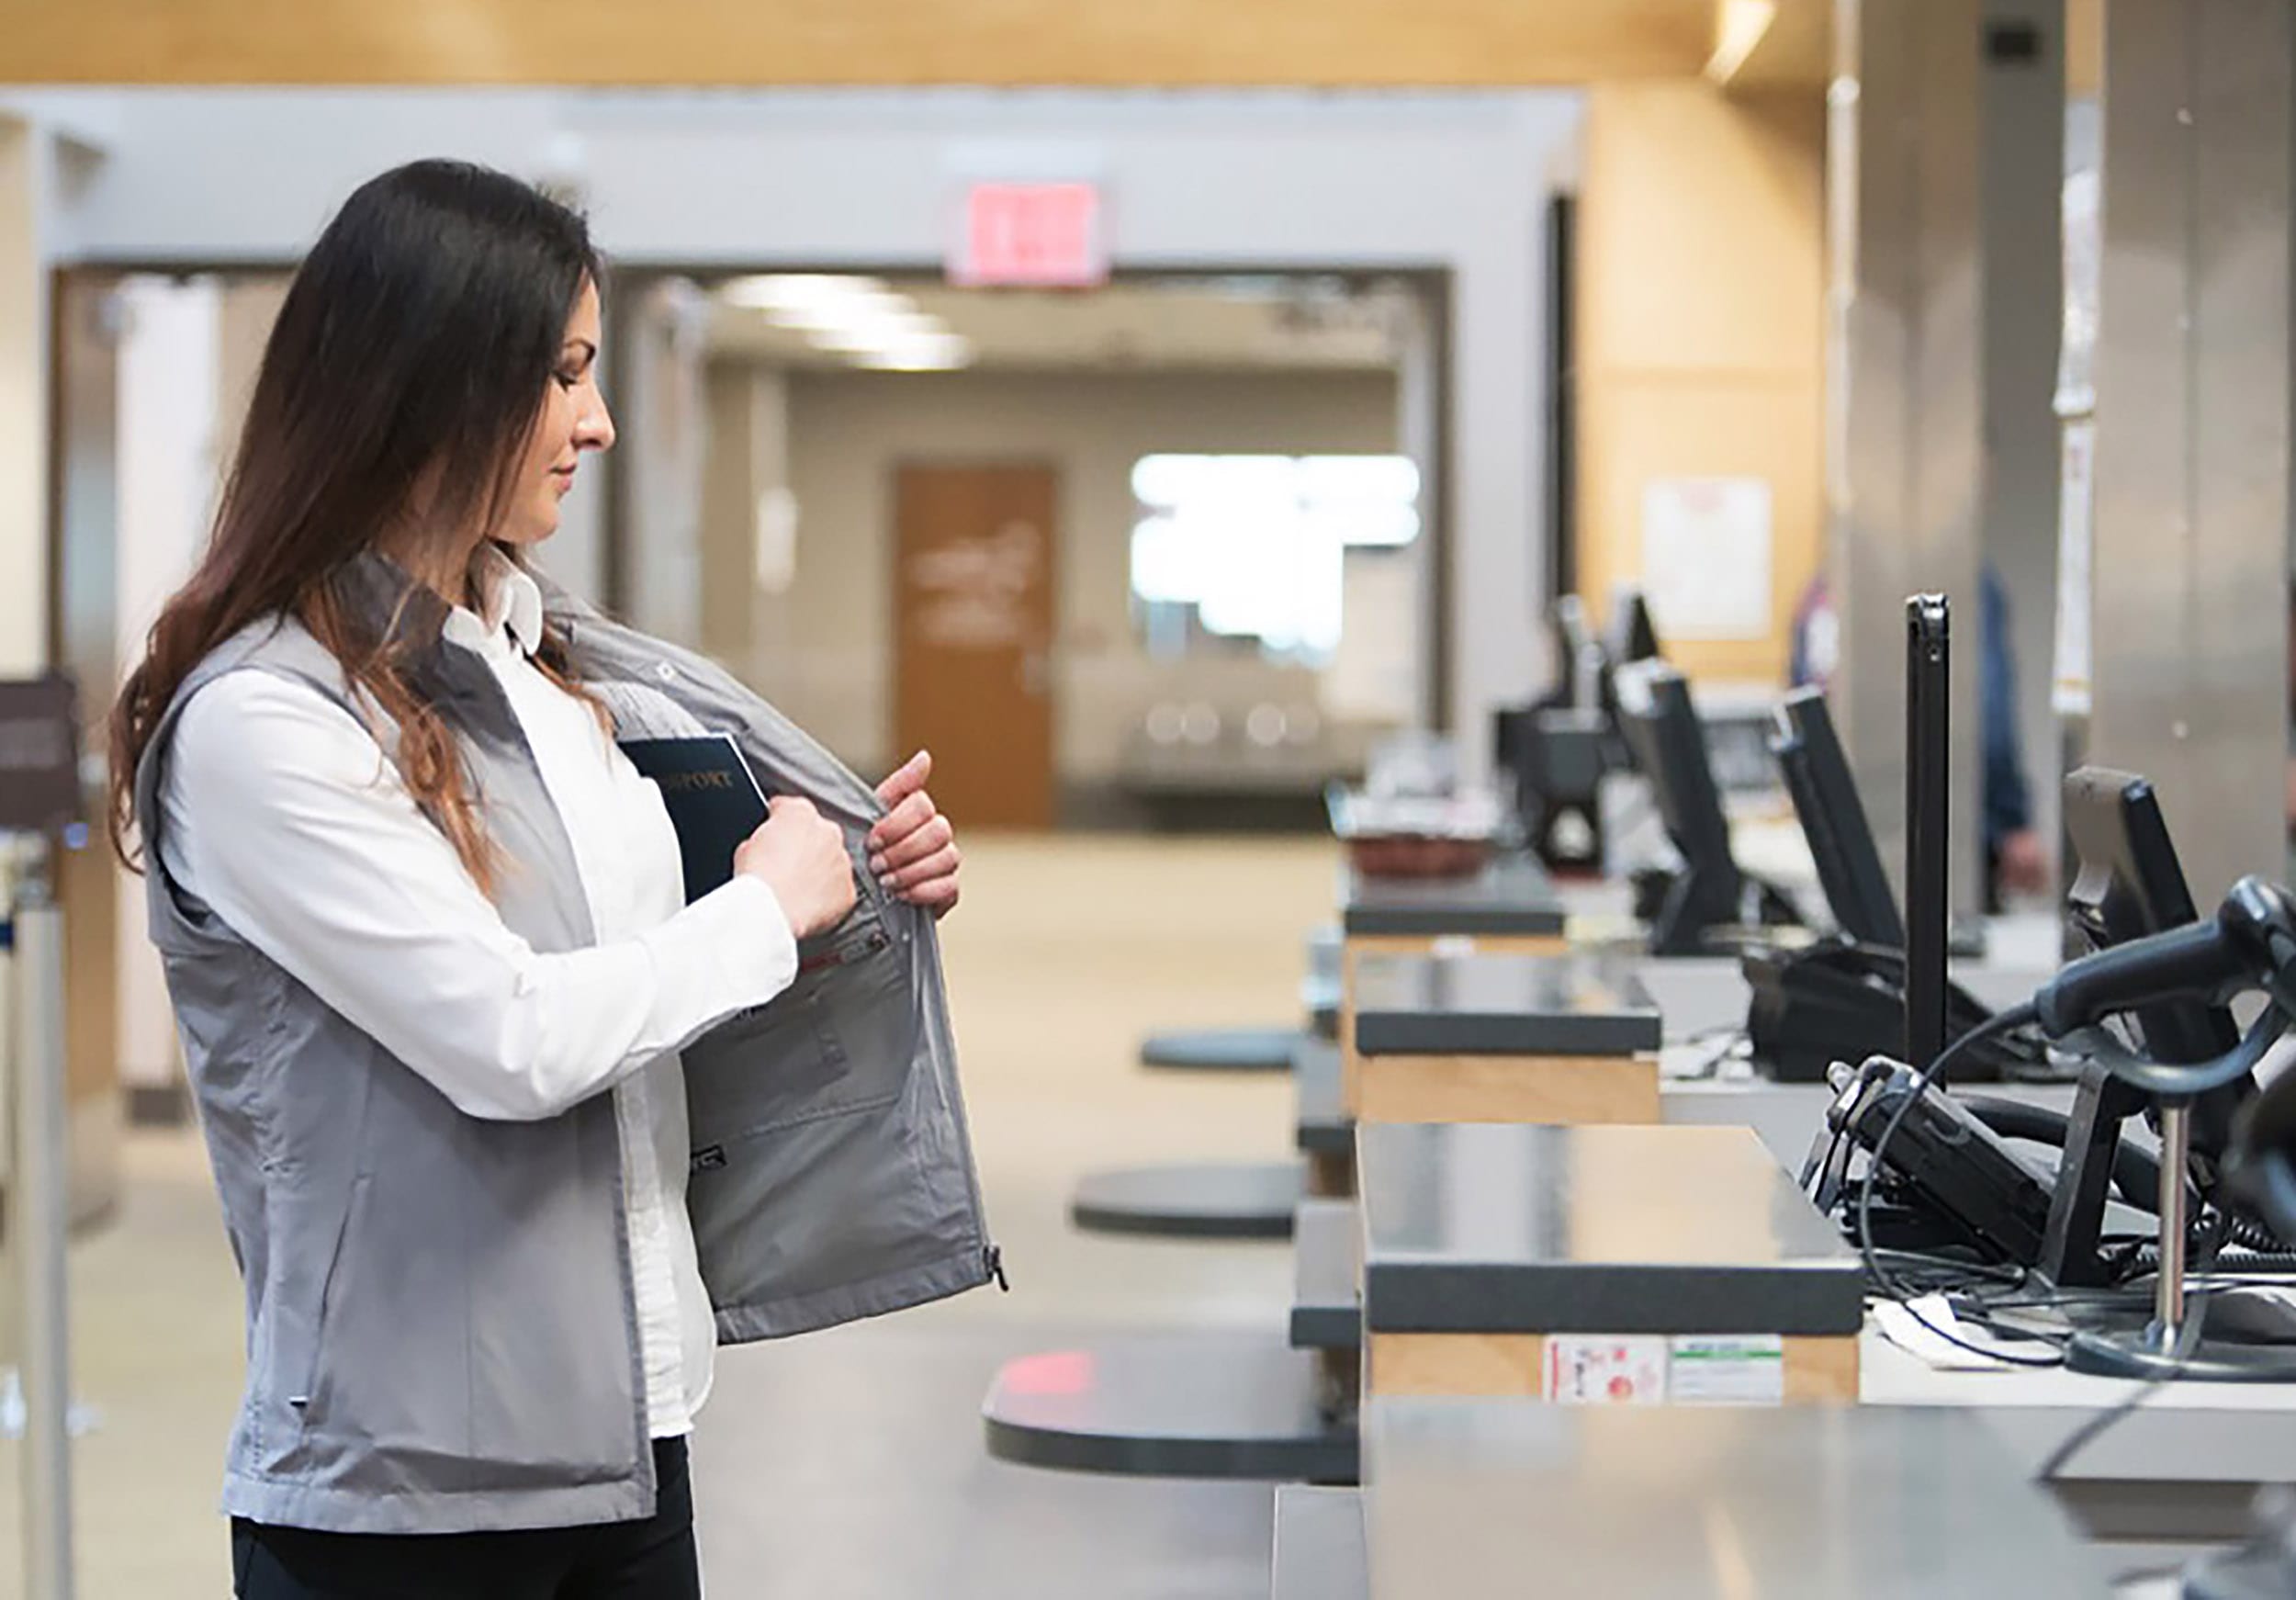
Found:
[619,735,771,905]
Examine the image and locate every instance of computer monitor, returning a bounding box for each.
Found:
[1593,587,1661,735]
[2042,766,2255,1284]
[1606,585,1662,667]
[2062,768,2246,1145]
[1773,688,1906,950]
[1613,659,1743,955]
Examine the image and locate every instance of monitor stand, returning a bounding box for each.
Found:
[2037,1063,2147,1289]
[1645,862,1745,958]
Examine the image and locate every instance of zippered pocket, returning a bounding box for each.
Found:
[685,901,910,1145]
[793,895,894,980]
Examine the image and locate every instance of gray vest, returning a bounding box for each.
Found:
[133,564,993,1535]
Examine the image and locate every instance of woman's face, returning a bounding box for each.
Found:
[501,278,613,547]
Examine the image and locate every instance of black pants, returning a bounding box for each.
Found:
[231,1438,701,1600]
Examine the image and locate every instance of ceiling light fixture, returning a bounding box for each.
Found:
[718,275,973,371]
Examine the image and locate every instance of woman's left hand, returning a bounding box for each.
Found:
[870,751,962,918]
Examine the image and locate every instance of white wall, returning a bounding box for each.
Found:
[12,87,1581,782]
[753,365,1399,780]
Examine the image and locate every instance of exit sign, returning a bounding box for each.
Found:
[951,182,1107,287]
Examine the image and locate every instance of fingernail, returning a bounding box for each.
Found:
[869,854,888,875]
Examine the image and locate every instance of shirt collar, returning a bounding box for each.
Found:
[443,546,545,660]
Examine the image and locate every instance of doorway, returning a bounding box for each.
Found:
[894,463,1059,829]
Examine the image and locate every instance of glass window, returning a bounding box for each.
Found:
[1129,453,1420,664]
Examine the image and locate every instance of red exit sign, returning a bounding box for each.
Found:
[951,182,1107,288]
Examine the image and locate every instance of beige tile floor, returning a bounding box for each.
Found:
[0,833,1337,1598]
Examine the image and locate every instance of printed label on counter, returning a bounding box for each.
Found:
[1667,1335,1785,1405]
[1542,1336,1670,1405]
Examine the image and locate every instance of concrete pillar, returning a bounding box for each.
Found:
[2086,0,2292,905]
[617,276,711,648]
[697,358,795,689]
[0,118,46,676]
[1981,0,2067,873]
[1828,0,1986,913]
[4,121,120,1224]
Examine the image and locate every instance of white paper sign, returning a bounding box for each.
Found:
[1543,1336,1670,1404]
[1668,1335,1785,1404]
[1638,476,1773,641]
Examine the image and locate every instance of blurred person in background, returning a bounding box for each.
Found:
[1790,564,2046,909]
[107,162,980,1599]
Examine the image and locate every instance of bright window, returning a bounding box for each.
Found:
[1130,454,1420,663]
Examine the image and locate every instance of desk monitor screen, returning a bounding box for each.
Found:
[1606,586,1662,667]
[1593,587,1660,737]
[2062,766,2246,1155]
[1615,659,1742,954]
[1773,688,1906,951]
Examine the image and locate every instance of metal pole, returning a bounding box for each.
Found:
[8,830,75,1600]
[2155,1100,2191,1349]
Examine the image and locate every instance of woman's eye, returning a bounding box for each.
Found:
[555,369,580,390]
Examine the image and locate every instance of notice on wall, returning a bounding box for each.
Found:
[2051,418,2095,717]
[1638,476,1773,641]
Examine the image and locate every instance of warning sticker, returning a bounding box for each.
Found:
[1667,1335,1785,1405]
[1542,1336,1670,1405]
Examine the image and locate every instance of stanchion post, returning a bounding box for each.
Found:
[7,831,74,1600]
[0,673,84,1600]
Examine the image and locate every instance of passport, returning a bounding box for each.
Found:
[619,734,771,905]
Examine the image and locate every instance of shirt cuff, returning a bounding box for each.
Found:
[651,873,801,1023]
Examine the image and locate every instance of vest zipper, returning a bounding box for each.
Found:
[984,1244,1009,1292]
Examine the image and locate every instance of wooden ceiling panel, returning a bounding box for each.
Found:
[0,0,1716,86]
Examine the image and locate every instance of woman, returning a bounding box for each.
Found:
[109,161,993,1597]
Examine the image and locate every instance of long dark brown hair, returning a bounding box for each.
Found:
[110,160,602,891]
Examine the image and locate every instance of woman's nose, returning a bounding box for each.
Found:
[578,396,616,453]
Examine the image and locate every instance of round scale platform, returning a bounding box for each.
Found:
[982,1332,1357,1482]
[1068,1161,1302,1239]
[1137,1026,1302,1074]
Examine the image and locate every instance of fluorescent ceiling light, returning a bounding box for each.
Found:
[809,310,950,353]
[854,333,974,372]
[719,273,892,311]
[719,274,972,371]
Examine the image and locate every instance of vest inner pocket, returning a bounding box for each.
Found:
[682,904,911,1144]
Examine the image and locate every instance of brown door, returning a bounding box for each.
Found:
[894,464,1058,829]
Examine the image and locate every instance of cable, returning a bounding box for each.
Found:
[1674,1027,1749,1080]
[2034,1291,2217,1482]
[1856,1002,2066,1369]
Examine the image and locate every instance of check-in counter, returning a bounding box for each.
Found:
[1356,1121,1863,1403]
[1339,858,1569,1083]
[1347,951,1660,1124]
[1356,1399,2107,1598]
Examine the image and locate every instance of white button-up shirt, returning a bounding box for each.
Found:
[158,552,797,1438]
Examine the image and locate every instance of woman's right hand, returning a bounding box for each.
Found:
[735,797,857,939]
